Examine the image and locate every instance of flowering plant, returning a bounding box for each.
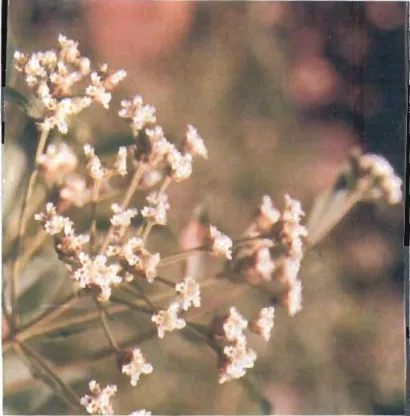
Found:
[3,35,402,415]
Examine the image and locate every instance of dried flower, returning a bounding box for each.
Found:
[152,302,186,338]
[165,145,193,182]
[184,125,208,159]
[59,173,90,207]
[115,237,160,283]
[119,95,157,135]
[251,306,275,341]
[84,144,105,181]
[114,146,128,176]
[283,279,303,317]
[34,203,73,235]
[358,153,402,204]
[279,195,308,260]
[141,192,170,225]
[38,142,78,176]
[175,276,201,311]
[80,380,117,415]
[219,339,257,384]
[209,225,233,260]
[121,349,153,387]
[73,253,122,301]
[110,204,138,227]
[223,307,248,343]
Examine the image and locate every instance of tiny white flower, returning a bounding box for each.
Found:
[175,276,201,311]
[209,225,233,260]
[80,380,117,415]
[152,302,186,338]
[251,306,275,341]
[121,349,153,387]
[219,339,257,384]
[223,307,248,343]
[184,125,208,159]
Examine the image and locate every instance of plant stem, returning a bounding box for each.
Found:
[10,127,50,327]
[159,246,207,267]
[307,192,362,247]
[93,296,119,351]
[89,179,102,254]
[100,164,145,254]
[15,340,84,413]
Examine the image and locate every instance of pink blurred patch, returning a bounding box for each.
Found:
[290,26,325,60]
[366,2,404,30]
[84,1,195,67]
[287,57,340,107]
[303,122,357,192]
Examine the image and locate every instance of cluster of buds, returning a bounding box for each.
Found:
[81,380,151,415]
[152,276,201,338]
[213,307,256,384]
[34,203,89,264]
[141,191,170,225]
[250,306,275,342]
[351,150,402,205]
[14,35,126,133]
[117,349,153,387]
[232,195,307,316]
[35,203,123,301]
[119,97,208,186]
[207,225,233,260]
[107,237,160,283]
[84,144,128,182]
[37,142,78,178]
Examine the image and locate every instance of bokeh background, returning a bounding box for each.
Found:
[4,1,406,414]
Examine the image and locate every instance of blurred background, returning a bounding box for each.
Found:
[4,1,406,414]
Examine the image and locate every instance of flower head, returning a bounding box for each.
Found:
[175,276,201,311]
[73,253,122,301]
[184,125,208,159]
[152,302,186,338]
[80,380,117,415]
[223,307,248,343]
[219,339,257,384]
[209,226,233,260]
[120,349,153,387]
[251,306,275,341]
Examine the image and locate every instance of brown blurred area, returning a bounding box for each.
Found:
[5,1,406,414]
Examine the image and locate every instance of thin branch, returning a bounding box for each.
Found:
[10,127,50,327]
[93,296,119,351]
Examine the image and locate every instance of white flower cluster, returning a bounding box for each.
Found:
[209,225,233,260]
[175,276,201,311]
[59,173,90,208]
[74,253,122,301]
[152,276,201,338]
[121,349,153,387]
[358,153,402,204]
[34,202,72,235]
[141,192,170,225]
[184,125,208,159]
[14,35,126,133]
[37,142,78,176]
[81,380,151,415]
[81,380,117,415]
[119,96,207,184]
[84,144,128,181]
[151,302,187,339]
[218,307,257,384]
[110,204,138,228]
[107,237,160,283]
[34,203,90,255]
[119,95,157,135]
[251,306,275,341]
